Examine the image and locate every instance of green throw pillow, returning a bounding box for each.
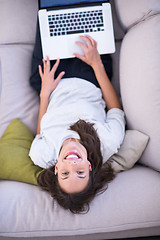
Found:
[0,119,43,185]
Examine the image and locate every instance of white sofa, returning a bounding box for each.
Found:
[0,0,160,239]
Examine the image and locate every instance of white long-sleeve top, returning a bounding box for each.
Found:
[29,78,125,169]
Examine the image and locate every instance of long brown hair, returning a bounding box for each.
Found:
[37,120,115,214]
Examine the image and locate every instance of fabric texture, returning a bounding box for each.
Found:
[0,119,43,185]
[1,0,160,238]
[115,0,160,30]
[0,45,39,137]
[0,0,38,44]
[1,166,160,238]
[108,130,149,173]
[120,14,160,172]
[29,78,125,168]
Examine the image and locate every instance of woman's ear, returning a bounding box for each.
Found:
[55,165,58,175]
[89,163,92,171]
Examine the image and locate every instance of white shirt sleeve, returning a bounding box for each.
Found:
[95,108,126,163]
[29,134,56,169]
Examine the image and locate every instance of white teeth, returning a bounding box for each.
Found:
[66,154,79,159]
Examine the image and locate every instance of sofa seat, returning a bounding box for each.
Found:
[0,0,160,239]
[0,166,160,239]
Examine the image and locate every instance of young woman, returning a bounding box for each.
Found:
[29,34,125,214]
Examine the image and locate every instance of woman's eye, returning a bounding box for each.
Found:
[77,171,84,175]
[62,172,69,176]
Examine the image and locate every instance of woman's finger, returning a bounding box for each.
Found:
[75,40,87,51]
[44,56,50,73]
[85,35,97,47]
[39,65,43,79]
[80,35,92,48]
[51,58,60,74]
[55,71,65,84]
[73,52,86,62]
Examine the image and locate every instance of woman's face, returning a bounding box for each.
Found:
[55,138,92,194]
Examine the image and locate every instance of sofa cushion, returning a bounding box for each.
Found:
[0,45,39,137]
[0,0,38,44]
[0,166,160,238]
[120,15,160,171]
[0,119,43,185]
[115,0,160,30]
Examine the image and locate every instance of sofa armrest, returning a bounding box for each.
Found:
[0,0,38,45]
[114,0,160,30]
[120,11,160,171]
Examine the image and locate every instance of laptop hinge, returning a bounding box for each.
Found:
[46,2,107,12]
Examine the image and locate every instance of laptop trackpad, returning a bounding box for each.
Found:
[68,36,85,57]
[44,36,85,60]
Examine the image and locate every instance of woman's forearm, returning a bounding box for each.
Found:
[92,61,122,110]
[36,95,49,135]
[74,35,122,110]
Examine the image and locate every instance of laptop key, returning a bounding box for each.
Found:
[97,24,103,27]
[48,9,105,37]
[66,29,84,35]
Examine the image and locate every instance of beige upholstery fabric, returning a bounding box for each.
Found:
[0,0,160,239]
[115,0,160,30]
[120,15,160,171]
[0,0,38,44]
[0,45,39,136]
[0,166,160,238]
[108,130,149,173]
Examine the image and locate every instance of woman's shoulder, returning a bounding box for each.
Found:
[29,134,57,169]
[107,108,125,117]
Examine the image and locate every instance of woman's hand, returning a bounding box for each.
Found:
[74,35,102,69]
[75,35,122,110]
[39,57,65,98]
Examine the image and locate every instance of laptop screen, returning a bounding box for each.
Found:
[40,0,107,9]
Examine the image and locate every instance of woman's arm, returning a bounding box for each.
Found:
[92,60,122,110]
[36,95,49,135]
[36,57,65,134]
[74,35,122,110]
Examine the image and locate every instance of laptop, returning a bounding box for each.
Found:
[38,0,115,60]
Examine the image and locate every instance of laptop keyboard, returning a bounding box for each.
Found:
[48,9,104,37]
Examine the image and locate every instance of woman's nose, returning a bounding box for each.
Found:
[66,159,78,165]
[71,160,77,164]
[65,158,81,165]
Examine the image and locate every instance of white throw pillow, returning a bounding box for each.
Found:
[108,130,149,173]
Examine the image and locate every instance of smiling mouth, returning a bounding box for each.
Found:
[64,152,81,160]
